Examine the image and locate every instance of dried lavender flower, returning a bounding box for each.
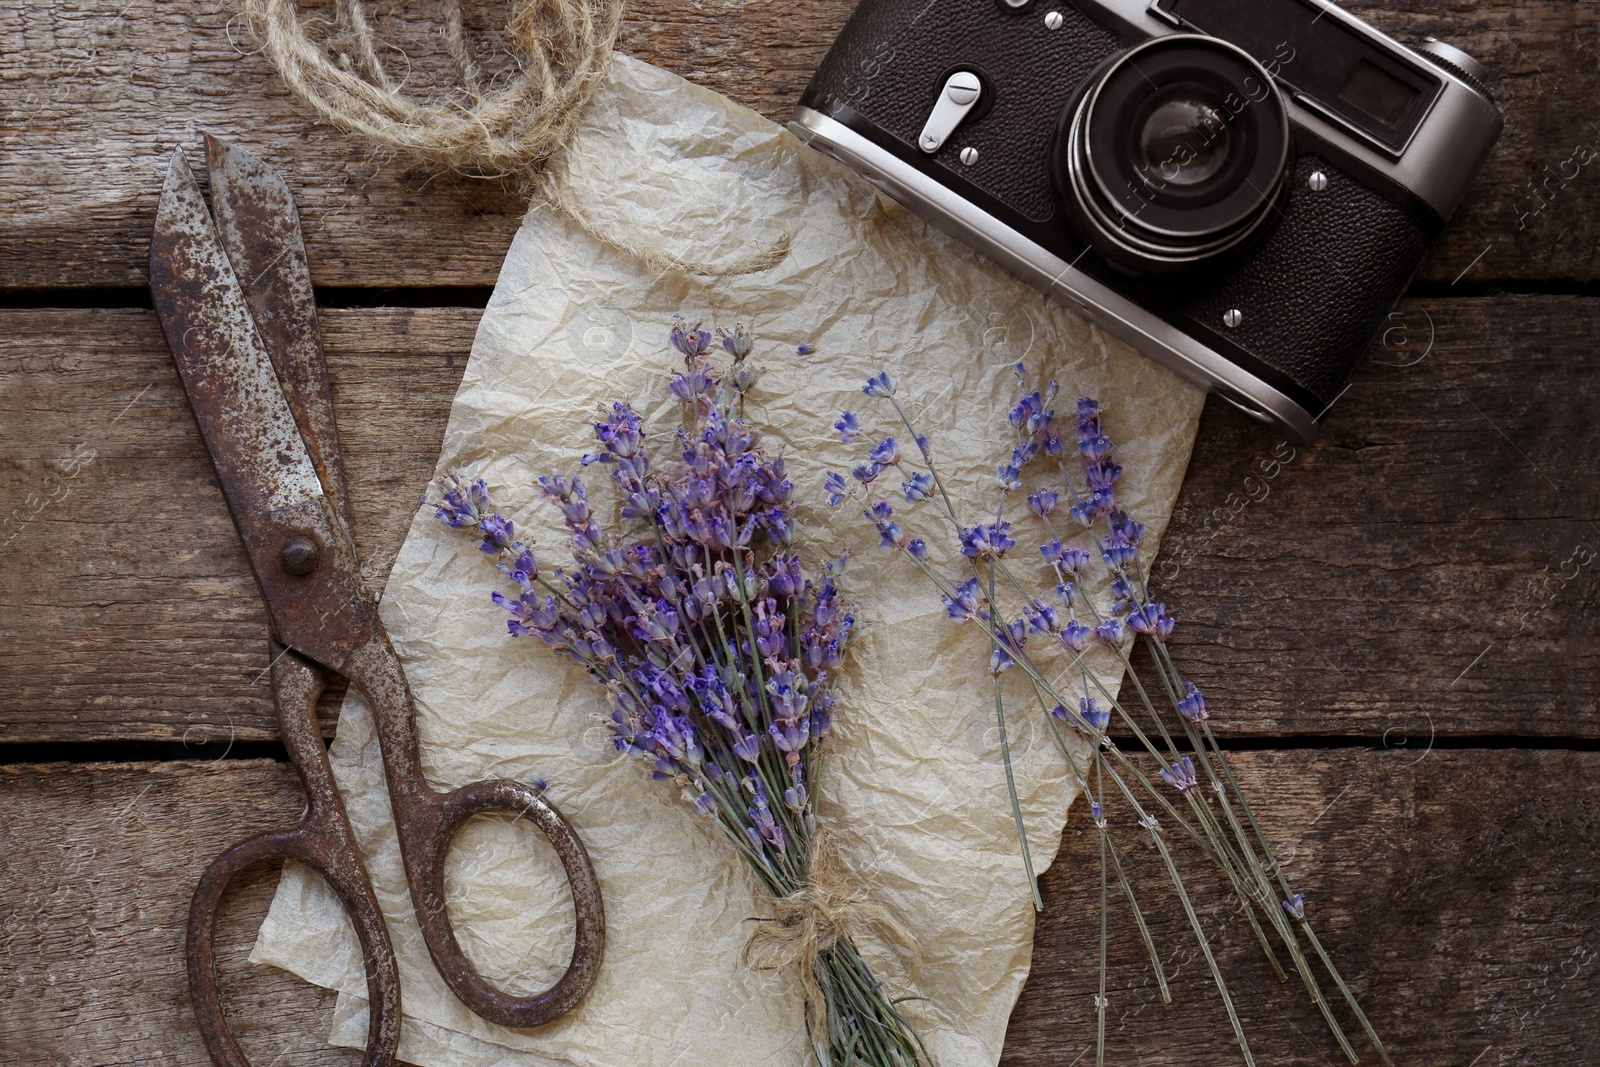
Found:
[835,371,1392,1067]
[431,320,928,1067]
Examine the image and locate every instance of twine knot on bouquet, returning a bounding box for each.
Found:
[742,831,922,1044]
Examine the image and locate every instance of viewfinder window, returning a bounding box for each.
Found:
[1338,58,1420,129]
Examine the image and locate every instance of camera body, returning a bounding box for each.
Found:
[791,0,1502,440]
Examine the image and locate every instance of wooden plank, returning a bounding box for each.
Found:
[0,306,476,744]
[0,0,1594,290]
[1003,746,1600,1066]
[0,758,342,1067]
[1151,293,1600,740]
[3,297,1596,744]
[2,749,1594,1065]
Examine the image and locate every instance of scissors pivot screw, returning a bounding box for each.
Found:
[281,537,321,576]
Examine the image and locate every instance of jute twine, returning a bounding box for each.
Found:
[241,0,790,276]
[742,829,921,1046]
[242,0,623,178]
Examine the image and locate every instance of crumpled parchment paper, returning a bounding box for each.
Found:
[252,52,1205,1067]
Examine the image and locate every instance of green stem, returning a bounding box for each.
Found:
[1303,919,1395,1067]
[988,575,1043,909]
[1149,825,1256,1067]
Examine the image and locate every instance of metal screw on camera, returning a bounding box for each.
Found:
[960,146,979,165]
[1223,309,1243,328]
[1044,10,1064,30]
[1308,171,1329,192]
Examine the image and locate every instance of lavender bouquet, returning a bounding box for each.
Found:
[828,368,1388,1067]
[429,321,928,1067]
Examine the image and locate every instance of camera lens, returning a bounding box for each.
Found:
[1138,94,1231,186]
[1055,35,1291,275]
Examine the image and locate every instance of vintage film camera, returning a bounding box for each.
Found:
[791,0,1502,440]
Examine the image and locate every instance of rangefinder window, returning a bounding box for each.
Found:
[1154,0,1442,154]
[1339,58,1420,129]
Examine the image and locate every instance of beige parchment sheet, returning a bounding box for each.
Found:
[252,53,1205,1067]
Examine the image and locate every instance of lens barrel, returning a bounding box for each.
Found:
[1057,35,1291,275]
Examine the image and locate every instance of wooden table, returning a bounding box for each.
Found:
[3,1,1596,1064]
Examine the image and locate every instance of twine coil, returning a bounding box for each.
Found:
[243,0,624,179]
[742,830,920,1045]
[242,0,791,276]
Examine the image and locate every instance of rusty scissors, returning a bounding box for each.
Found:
[150,136,604,1067]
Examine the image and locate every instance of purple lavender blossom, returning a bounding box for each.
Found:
[670,316,712,358]
[432,472,490,529]
[1109,511,1145,549]
[1126,602,1175,641]
[1177,683,1209,722]
[863,371,896,398]
[868,437,902,466]
[1078,697,1110,732]
[498,544,537,586]
[1023,598,1059,634]
[1069,487,1117,524]
[834,411,861,443]
[943,577,983,621]
[733,732,761,763]
[1059,619,1091,653]
[719,323,753,359]
[479,513,515,554]
[1160,755,1198,793]
[823,471,850,507]
[1079,432,1114,461]
[960,521,1016,559]
[1040,540,1091,577]
[990,619,1027,673]
[852,462,883,485]
[748,781,785,850]
[1094,616,1126,647]
[1101,534,1138,567]
[1008,390,1050,433]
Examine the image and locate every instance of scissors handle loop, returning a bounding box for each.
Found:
[186,647,402,1067]
[397,778,606,1029]
[349,635,607,1029]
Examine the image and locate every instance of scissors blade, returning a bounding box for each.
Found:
[151,148,369,673]
[203,134,355,537]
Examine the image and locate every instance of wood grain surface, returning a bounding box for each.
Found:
[2,0,1597,1064]
[2,750,1594,1066]
[1,0,1598,291]
[2,298,1595,744]
[0,306,474,745]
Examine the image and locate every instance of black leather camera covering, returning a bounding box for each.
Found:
[801,0,1433,416]
[805,0,1125,223]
